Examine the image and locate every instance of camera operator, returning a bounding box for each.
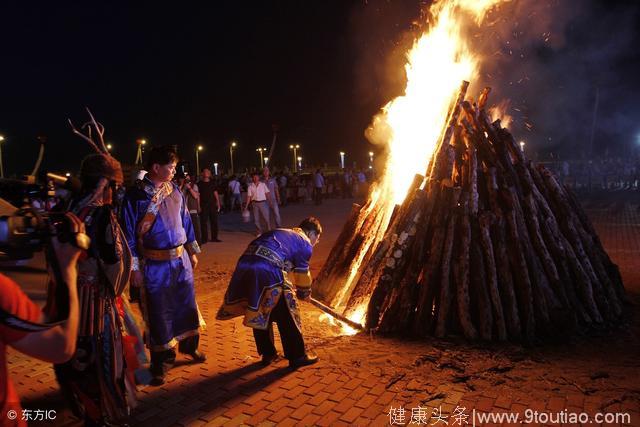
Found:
[1,237,81,426]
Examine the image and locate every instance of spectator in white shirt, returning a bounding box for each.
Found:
[262,167,281,228]
[245,172,271,235]
[228,176,242,212]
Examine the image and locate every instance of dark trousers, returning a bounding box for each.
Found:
[190,213,201,244]
[253,296,305,361]
[200,205,219,242]
[314,187,323,205]
[150,334,199,377]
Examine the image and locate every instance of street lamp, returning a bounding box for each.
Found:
[106,143,113,152]
[229,141,237,175]
[135,138,146,165]
[65,172,71,177]
[519,141,525,153]
[264,157,269,166]
[196,145,204,176]
[256,147,266,168]
[0,135,5,178]
[297,156,302,170]
[213,162,219,175]
[340,151,346,169]
[289,144,300,172]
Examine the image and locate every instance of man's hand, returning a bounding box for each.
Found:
[131,270,144,288]
[296,288,311,301]
[190,254,199,270]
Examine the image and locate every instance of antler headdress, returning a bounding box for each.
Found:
[68,108,124,185]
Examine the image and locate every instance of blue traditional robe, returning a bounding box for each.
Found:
[217,228,313,330]
[121,177,202,351]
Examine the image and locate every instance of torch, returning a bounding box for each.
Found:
[308,297,364,331]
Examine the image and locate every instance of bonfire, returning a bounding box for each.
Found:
[312,0,626,342]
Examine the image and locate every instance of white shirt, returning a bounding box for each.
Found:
[263,177,278,195]
[314,173,325,188]
[228,179,241,194]
[248,182,270,202]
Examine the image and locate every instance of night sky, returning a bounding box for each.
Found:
[1,0,639,178]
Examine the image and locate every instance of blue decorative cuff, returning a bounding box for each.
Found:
[186,241,201,255]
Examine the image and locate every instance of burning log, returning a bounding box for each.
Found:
[313,81,627,343]
[312,202,363,303]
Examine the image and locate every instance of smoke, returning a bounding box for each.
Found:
[352,0,640,158]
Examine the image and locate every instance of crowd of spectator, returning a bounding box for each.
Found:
[543,157,640,191]
[211,167,375,213]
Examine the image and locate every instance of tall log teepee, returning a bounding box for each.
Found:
[313,81,626,343]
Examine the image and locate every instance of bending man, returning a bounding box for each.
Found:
[217,217,322,368]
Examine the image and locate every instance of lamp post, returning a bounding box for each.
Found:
[229,141,237,174]
[264,157,269,166]
[196,145,204,175]
[519,141,525,153]
[256,147,266,168]
[106,143,113,152]
[289,144,300,172]
[0,135,5,178]
[340,151,345,169]
[297,156,302,170]
[213,162,219,175]
[135,139,146,165]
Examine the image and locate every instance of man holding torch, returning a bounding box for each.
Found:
[216,217,322,368]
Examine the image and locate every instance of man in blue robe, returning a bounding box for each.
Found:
[217,217,322,368]
[122,146,205,385]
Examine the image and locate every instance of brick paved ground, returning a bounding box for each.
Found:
[6,195,640,426]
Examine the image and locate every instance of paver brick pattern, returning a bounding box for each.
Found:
[7,198,640,426]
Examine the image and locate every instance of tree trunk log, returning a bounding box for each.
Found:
[478,212,507,340]
[454,192,478,339]
[470,220,493,340]
[434,187,462,337]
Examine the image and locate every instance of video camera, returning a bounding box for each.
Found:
[0,173,89,261]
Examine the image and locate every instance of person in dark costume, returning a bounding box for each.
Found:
[54,114,144,426]
[121,145,206,386]
[217,217,322,368]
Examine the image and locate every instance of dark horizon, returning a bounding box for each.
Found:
[1,0,639,178]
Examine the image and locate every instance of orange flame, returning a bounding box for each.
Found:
[488,100,513,128]
[369,0,504,206]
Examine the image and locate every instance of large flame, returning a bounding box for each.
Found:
[369,0,503,205]
[328,0,504,334]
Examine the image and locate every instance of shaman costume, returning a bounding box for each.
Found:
[121,176,203,377]
[217,228,313,361]
[53,152,144,426]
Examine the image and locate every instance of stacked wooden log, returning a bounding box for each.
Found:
[313,81,627,342]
